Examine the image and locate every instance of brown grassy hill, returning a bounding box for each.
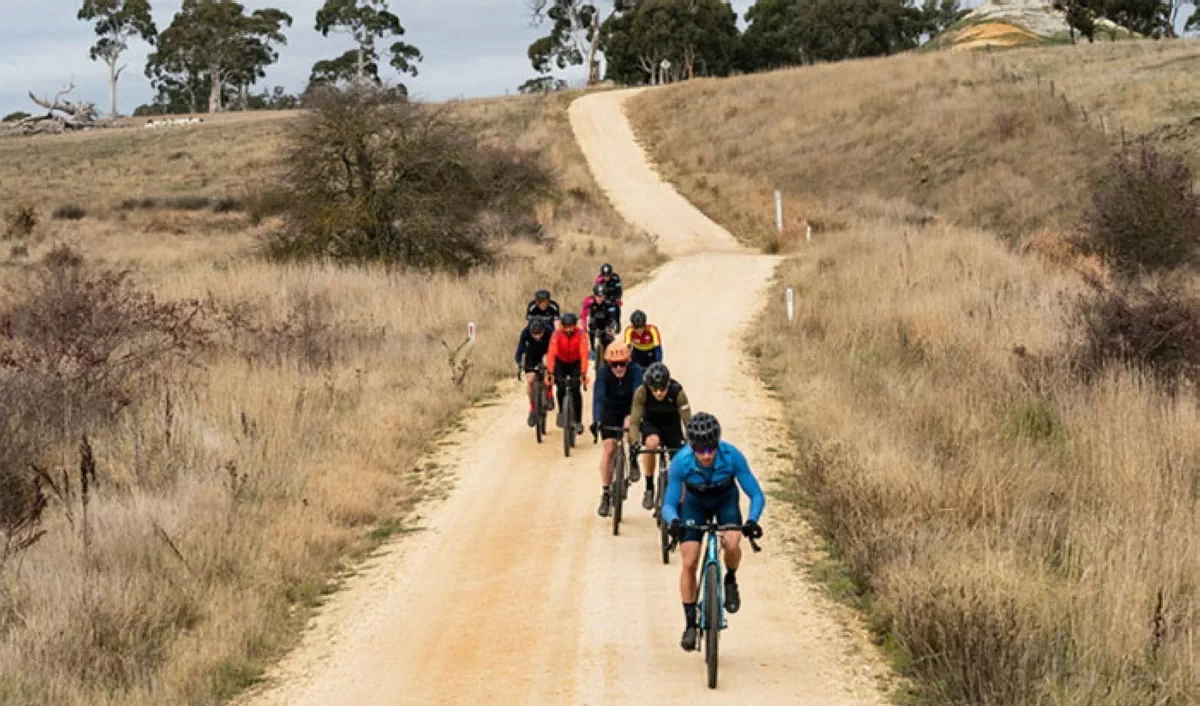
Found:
[0,92,655,706]
[627,40,1200,706]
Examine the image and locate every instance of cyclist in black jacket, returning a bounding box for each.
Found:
[525,289,561,324]
[515,316,555,426]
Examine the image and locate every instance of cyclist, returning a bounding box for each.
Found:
[514,316,555,426]
[628,361,691,510]
[595,263,623,302]
[662,412,766,653]
[592,341,644,518]
[623,309,662,368]
[545,312,589,435]
[526,289,561,324]
[580,283,621,363]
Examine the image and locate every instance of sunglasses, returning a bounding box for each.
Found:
[609,361,627,369]
[692,445,717,455]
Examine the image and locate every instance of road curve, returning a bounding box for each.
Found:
[236,89,890,706]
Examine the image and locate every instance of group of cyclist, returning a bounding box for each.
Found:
[514,263,767,653]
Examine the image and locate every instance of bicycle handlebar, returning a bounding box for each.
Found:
[666,522,763,554]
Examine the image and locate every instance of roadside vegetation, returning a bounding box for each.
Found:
[0,87,654,706]
[628,39,1200,706]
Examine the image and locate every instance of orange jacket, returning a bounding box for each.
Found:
[546,327,590,378]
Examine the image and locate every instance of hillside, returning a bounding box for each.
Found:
[0,91,656,706]
[626,40,1200,706]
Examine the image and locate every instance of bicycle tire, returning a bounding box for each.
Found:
[611,447,625,536]
[563,391,574,457]
[534,377,544,444]
[655,470,670,564]
[704,562,721,689]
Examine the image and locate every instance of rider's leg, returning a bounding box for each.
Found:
[525,372,536,408]
[643,433,661,485]
[600,438,616,486]
[622,415,638,482]
[718,495,746,613]
[679,540,701,602]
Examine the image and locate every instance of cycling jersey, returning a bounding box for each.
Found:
[593,361,644,427]
[630,381,691,443]
[624,324,662,363]
[546,327,589,375]
[595,273,623,300]
[526,299,561,322]
[514,322,552,371]
[580,296,621,332]
[661,441,766,526]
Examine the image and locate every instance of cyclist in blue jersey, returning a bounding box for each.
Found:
[662,412,766,652]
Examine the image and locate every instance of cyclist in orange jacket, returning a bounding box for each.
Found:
[545,312,590,435]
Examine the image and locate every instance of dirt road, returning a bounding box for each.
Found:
[238,89,890,706]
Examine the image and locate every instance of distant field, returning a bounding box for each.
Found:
[627,39,1200,706]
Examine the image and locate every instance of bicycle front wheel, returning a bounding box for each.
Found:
[534,379,544,444]
[704,563,721,689]
[611,448,625,536]
[563,393,574,457]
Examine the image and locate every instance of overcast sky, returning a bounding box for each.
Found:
[0,0,650,117]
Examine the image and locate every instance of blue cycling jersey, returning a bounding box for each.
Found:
[660,440,766,525]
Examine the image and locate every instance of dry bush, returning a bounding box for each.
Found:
[3,204,37,240]
[1078,142,1200,277]
[754,221,1200,705]
[52,203,87,221]
[263,86,554,272]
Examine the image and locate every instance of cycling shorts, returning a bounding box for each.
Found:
[640,420,683,451]
[631,348,656,368]
[679,486,742,544]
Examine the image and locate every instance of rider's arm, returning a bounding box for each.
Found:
[628,386,646,444]
[578,332,591,383]
[545,332,559,375]
[730,446,767,523]
[515,329,529,365]
[592,366,608,422]
[579,297,592,331]
[660,453,687,524]
[623,325,633,346]
[676,388,693,426]
[649,324,663,362]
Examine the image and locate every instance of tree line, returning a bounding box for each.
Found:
[71,0,421,117]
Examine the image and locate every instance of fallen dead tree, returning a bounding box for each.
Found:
[5,78,115,136]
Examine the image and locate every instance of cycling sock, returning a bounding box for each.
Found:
[684,602,698,627]
[726,568,737,582]
[602,485,610,494]
[645,476,654,490]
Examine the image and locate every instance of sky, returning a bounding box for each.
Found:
[0,0,640,117]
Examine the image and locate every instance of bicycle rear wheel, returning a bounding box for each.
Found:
[611,448,625,536]
[563,392,574,457]
[534,378,544,444]
[704,562,721,688]
[655,472,670,564]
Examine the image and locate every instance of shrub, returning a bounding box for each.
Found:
[1070,273,1200,391]
[263,85,552,272]
[52,203,87,220]
[242,188,291,225]
[211,196,244,214]
[3,204,37,240]
[1079,142,1200,276]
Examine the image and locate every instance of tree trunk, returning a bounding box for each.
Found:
[107,58,119,118]
[357,44,366,81]
[208,69,222,113]
[584,12,601,85]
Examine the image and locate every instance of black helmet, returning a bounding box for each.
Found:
[535,289,550,301]
[644,362,669,390]
[529,316,550,334]
[630,310,647,327]
[600,263,613,276]
[593,282,606,297]
[561,312,578,326]
[686,412,721,448]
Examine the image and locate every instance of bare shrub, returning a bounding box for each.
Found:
[1070,273,1200,391]
[263,85,552,272]
[52,203,87,221]
[1079,143,1200,277]
[3,203,37,240]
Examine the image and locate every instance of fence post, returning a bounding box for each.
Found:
[774,189,783,234]
[467,322,476,341]
[806,223,812,243]
[785,287,794,322]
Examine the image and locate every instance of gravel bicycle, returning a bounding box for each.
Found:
[669,522,762,689]
[599,424,633,535]
[630,442,684,564]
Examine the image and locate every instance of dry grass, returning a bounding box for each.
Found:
[625,40,1200,705]
[627,39,1200,248]
[0,90,655,706]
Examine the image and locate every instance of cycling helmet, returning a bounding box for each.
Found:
[630,310,647,328]
[644,362,670,390]
[604,341,632,363]
[593,282,606,297]
[529,316,550,334]
[561,312,578,327]
[600,263,613,277]
[535,289,550,301]
[686,412,721,448]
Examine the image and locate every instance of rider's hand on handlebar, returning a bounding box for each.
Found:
[668,519,682,540]
[742,520,763,539]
